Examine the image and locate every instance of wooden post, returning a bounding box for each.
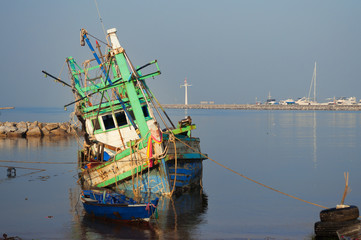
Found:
[341,172,349,205]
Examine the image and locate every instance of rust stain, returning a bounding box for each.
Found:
[113,212,122,219]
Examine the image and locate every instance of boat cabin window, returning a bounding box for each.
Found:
[128,110,135,122]
[142,105,149,118]
[115,111,127,127]
[102,114,115,130]
[99,108,150,131]
[92,118,101,131]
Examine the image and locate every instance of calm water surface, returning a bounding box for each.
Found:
[1,108,361,239]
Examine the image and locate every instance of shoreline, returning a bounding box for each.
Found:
[162,104,361,111]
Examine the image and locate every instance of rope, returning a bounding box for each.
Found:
[0,160,76,164]
[58,60,66,80]
[69,111,83,149]
[0,165,46,183]
[130,145,136,196]
[173,135,328,210]
[169,134,177,196]
[143,84,176,129]
[0,165,46,171]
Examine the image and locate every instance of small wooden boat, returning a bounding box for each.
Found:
[80,190,159,222]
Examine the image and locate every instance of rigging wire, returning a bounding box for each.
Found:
[94,0,107,38]
[58,60,66,80]
[172,135,329,210]
[87,32,111,48]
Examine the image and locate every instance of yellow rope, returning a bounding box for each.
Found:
[174,136,328,210]
[169,134,177,196]
[57,60,66,80]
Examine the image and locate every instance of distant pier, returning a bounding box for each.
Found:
[162,104,361,111]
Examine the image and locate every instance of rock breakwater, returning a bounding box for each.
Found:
[0,121,80,138]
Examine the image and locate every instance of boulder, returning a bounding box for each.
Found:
[0,126,7,137]
[16,127,27,136]
[0,126,7,134]
[41,127,51,136]
[50,128,68,136]
[4,122,15,127]
[7,126,18,132]
[59,122,70,131]
[7,131,25,137]
[17,121,28,129]
[6,123,26,137]
[26,126,43,137]
[44,123,59,131]
[28,121,39,129]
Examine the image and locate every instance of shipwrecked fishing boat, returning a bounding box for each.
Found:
[47,28,206,196]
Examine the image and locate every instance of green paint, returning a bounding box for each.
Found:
[67,57,85,98]
[97,163,146,187]
[96,151,205,188]
[114,53,149,137]
[171,125,197,135]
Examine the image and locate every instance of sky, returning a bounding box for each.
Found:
[1,0,361,108]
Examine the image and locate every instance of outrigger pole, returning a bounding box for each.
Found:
[43,62,159,109]
[42,70,72,88]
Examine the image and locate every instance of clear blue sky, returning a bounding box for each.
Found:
[1,0,361,107]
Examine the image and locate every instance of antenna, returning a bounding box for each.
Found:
[94,0,107,37]
[180,78,192,105]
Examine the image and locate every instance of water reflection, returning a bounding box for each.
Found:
[0,136,77,150]
[312,112,317,167]
[0,137,78,183]
[266,111,319,152]
[68,187,208,239]
[266,110,276,136]
[156,190,208,239]
[3,110,361,239]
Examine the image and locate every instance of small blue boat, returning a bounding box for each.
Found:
[80,190,159,222]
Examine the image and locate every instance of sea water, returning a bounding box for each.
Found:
[1,107,361,239]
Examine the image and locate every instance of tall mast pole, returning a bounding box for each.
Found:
[308,61,317,103]
[314,61,317,102]
[181,78,192,105]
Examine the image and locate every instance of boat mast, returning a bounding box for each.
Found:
[314,62,317,102]
[307,61,317,102]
